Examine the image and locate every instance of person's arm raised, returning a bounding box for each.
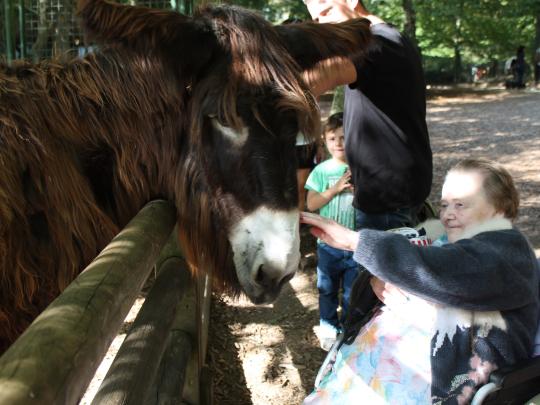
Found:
[303,56,357,98]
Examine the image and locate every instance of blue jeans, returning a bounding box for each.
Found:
[317,243,359,330]
[355,206,417,231]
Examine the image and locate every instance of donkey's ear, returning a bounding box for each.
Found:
[275,19,372,71]
[78,0,216,75]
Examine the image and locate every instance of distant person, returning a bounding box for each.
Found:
[302,0,433,232]
[305,113,357,350]
[515,45,526,88]
[471,65,479,83]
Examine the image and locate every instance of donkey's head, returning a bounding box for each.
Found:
[78,0,370,303]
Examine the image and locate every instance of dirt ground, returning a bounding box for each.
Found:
[207,87,540,405]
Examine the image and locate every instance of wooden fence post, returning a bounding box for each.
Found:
[0,200,176,405]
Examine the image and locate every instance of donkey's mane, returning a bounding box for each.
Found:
[78,0,321,142]
[193,5,320,139]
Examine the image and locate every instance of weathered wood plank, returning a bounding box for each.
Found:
[0,200,176,405]
[91,256,191,405]
[150,330,193,405]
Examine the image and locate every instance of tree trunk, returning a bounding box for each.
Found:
[452,1,464,83]
[453,44,462,83]
[535,11,540,50]
[489,58,498,77]
[402,0,419,53]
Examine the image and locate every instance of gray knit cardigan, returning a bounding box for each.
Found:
[353,218,540,404]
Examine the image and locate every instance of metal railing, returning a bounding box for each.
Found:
[1,0,195,64]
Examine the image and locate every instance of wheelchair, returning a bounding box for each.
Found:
[315,334,540,405]
[313,262,540,405]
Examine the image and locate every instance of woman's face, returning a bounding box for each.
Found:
[439,170,502,242]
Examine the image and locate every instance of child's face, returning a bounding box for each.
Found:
[324,127,346,161]
[439,170,501,242]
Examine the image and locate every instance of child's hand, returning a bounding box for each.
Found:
[333,169,353,193]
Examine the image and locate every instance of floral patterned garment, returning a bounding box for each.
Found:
[304,292,437,405]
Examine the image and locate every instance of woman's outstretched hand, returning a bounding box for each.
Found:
[300,212,359,252]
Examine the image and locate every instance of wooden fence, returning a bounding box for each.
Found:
[0,200,212,405]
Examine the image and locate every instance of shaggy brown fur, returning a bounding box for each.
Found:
[0,0,371,352]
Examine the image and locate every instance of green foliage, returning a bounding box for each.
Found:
[366,0,405,26]
[416,0,536,60]
[336,0,539,82]
[384,0,537,58]
[227,0,310,22]
[1,0,538,83]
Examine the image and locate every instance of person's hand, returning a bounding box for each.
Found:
[300,211,359,251]
[370,277,409,305]
[332,169,353,193]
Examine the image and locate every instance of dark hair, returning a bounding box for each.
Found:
[282,17,303,24]
[323,112,343,133]
[449,158,520,221]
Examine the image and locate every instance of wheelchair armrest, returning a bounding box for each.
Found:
[489,356,540,388]
[478,356,540,405]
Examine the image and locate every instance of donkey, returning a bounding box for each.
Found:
[0,0,371,352]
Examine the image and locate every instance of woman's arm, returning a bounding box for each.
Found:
[303,56,357,97]
[300,212,359,251]
[355,229,538,311]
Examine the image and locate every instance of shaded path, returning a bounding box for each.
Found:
[427,90,540,250]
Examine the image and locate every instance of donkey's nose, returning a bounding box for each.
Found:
[255,265,294,290]
[255,264,274,288]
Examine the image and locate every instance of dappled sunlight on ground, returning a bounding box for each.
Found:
[289,271,320,312]
[79,297,145,404]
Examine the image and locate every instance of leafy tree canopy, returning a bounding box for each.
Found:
[230,0,539,81]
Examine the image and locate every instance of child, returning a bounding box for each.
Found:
[304,112,357,350]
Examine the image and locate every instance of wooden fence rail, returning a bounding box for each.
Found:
[0,200,210,405]
[90,256,191,405]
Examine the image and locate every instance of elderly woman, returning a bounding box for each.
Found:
[302,158,539,404]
